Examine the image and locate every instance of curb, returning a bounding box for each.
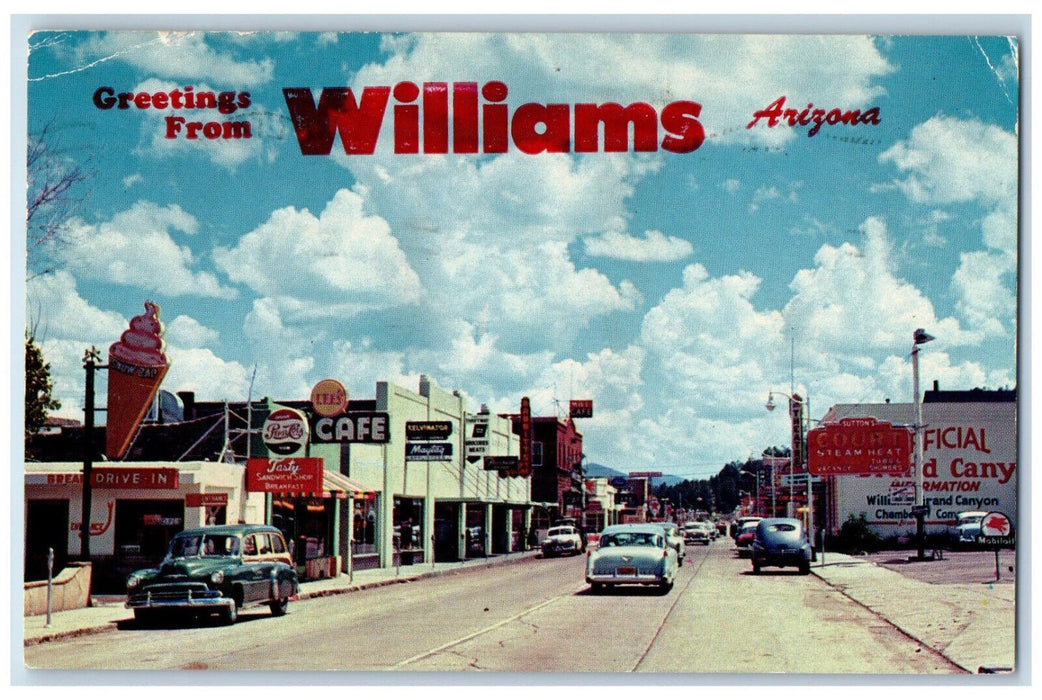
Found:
[809,562,973,674]
[24,550,542,647]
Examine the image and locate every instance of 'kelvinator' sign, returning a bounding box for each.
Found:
[807,417,913,476]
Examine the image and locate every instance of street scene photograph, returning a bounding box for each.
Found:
[13,15,1022,685]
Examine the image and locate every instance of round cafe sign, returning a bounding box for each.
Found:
[310,378,348,417]
[262,407,310,455]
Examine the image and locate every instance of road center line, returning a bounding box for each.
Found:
[630,544,710,672]
[391,585,586,669]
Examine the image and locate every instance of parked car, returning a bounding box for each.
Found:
[731,515,762,540]
[750,517,812,574]
[948,511,989,550]
[735,520,760,557]
[542,525,584,557]
[126,524,299,625]
[652,521,685,565]
[586,524,678,592]
[683,521,712,546]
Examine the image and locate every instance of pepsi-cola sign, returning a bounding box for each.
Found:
[263,407,310,455]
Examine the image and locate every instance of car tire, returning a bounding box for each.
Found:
[658,580,673,593]
[269,598,289,616]
[133,609,157,626]
[590,582,604,593]
[752,562,761,574]
[799,562,811,575]
[220,602,238,625]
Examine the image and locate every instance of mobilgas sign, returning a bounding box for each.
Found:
[311,412,390,443]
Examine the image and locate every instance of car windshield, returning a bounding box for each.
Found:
[601,532,662,548]
[167,534,241,558]
[547,528,573,537]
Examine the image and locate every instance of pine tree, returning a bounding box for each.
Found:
[25,335,61,452]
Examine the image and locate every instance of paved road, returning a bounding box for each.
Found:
[23,540,966,674]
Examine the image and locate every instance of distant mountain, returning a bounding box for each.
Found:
[584,463,686,488]
[584,462,626,480]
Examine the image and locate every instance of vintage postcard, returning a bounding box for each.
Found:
[17,20,1021,680]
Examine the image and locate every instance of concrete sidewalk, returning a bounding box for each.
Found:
[810,551,1016,674]
[21,549,540,647]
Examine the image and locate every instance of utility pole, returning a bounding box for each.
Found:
[80,347,103,560]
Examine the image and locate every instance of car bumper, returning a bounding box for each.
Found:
[543,544,579,555]
[586,572,667,585]
[752,550,809,567]
[127,592,234,611]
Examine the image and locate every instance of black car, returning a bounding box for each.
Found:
[126,524,299,625]
[750,517,812,575]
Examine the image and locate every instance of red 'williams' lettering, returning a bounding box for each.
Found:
[282,82,705,155]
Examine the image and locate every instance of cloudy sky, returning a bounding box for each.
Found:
[20,27,1019,478]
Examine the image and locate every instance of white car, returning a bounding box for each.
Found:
[541,525,584,557]
[653,521,685,566]
[586,524,678,593]
[683,521,712,545]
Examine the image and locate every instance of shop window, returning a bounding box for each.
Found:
[353,496,378,555]
[393,496,424,551]
[532,441,543,467]
[114,500,183,562]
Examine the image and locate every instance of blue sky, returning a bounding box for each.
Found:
[21,29,1020,478]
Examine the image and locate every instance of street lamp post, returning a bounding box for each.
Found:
[740,470,760,516]
[912,328,935,560]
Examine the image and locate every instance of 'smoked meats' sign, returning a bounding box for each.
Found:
[246,457,324,493]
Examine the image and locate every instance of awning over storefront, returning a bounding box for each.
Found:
[321,470,374,499]
[275,471,374,500]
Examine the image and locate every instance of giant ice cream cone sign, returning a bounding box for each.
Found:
[106,301,170,459]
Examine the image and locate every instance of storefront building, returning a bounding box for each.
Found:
[25,376,534,591]
[820,387,1017,542]
[23,460,260,592]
